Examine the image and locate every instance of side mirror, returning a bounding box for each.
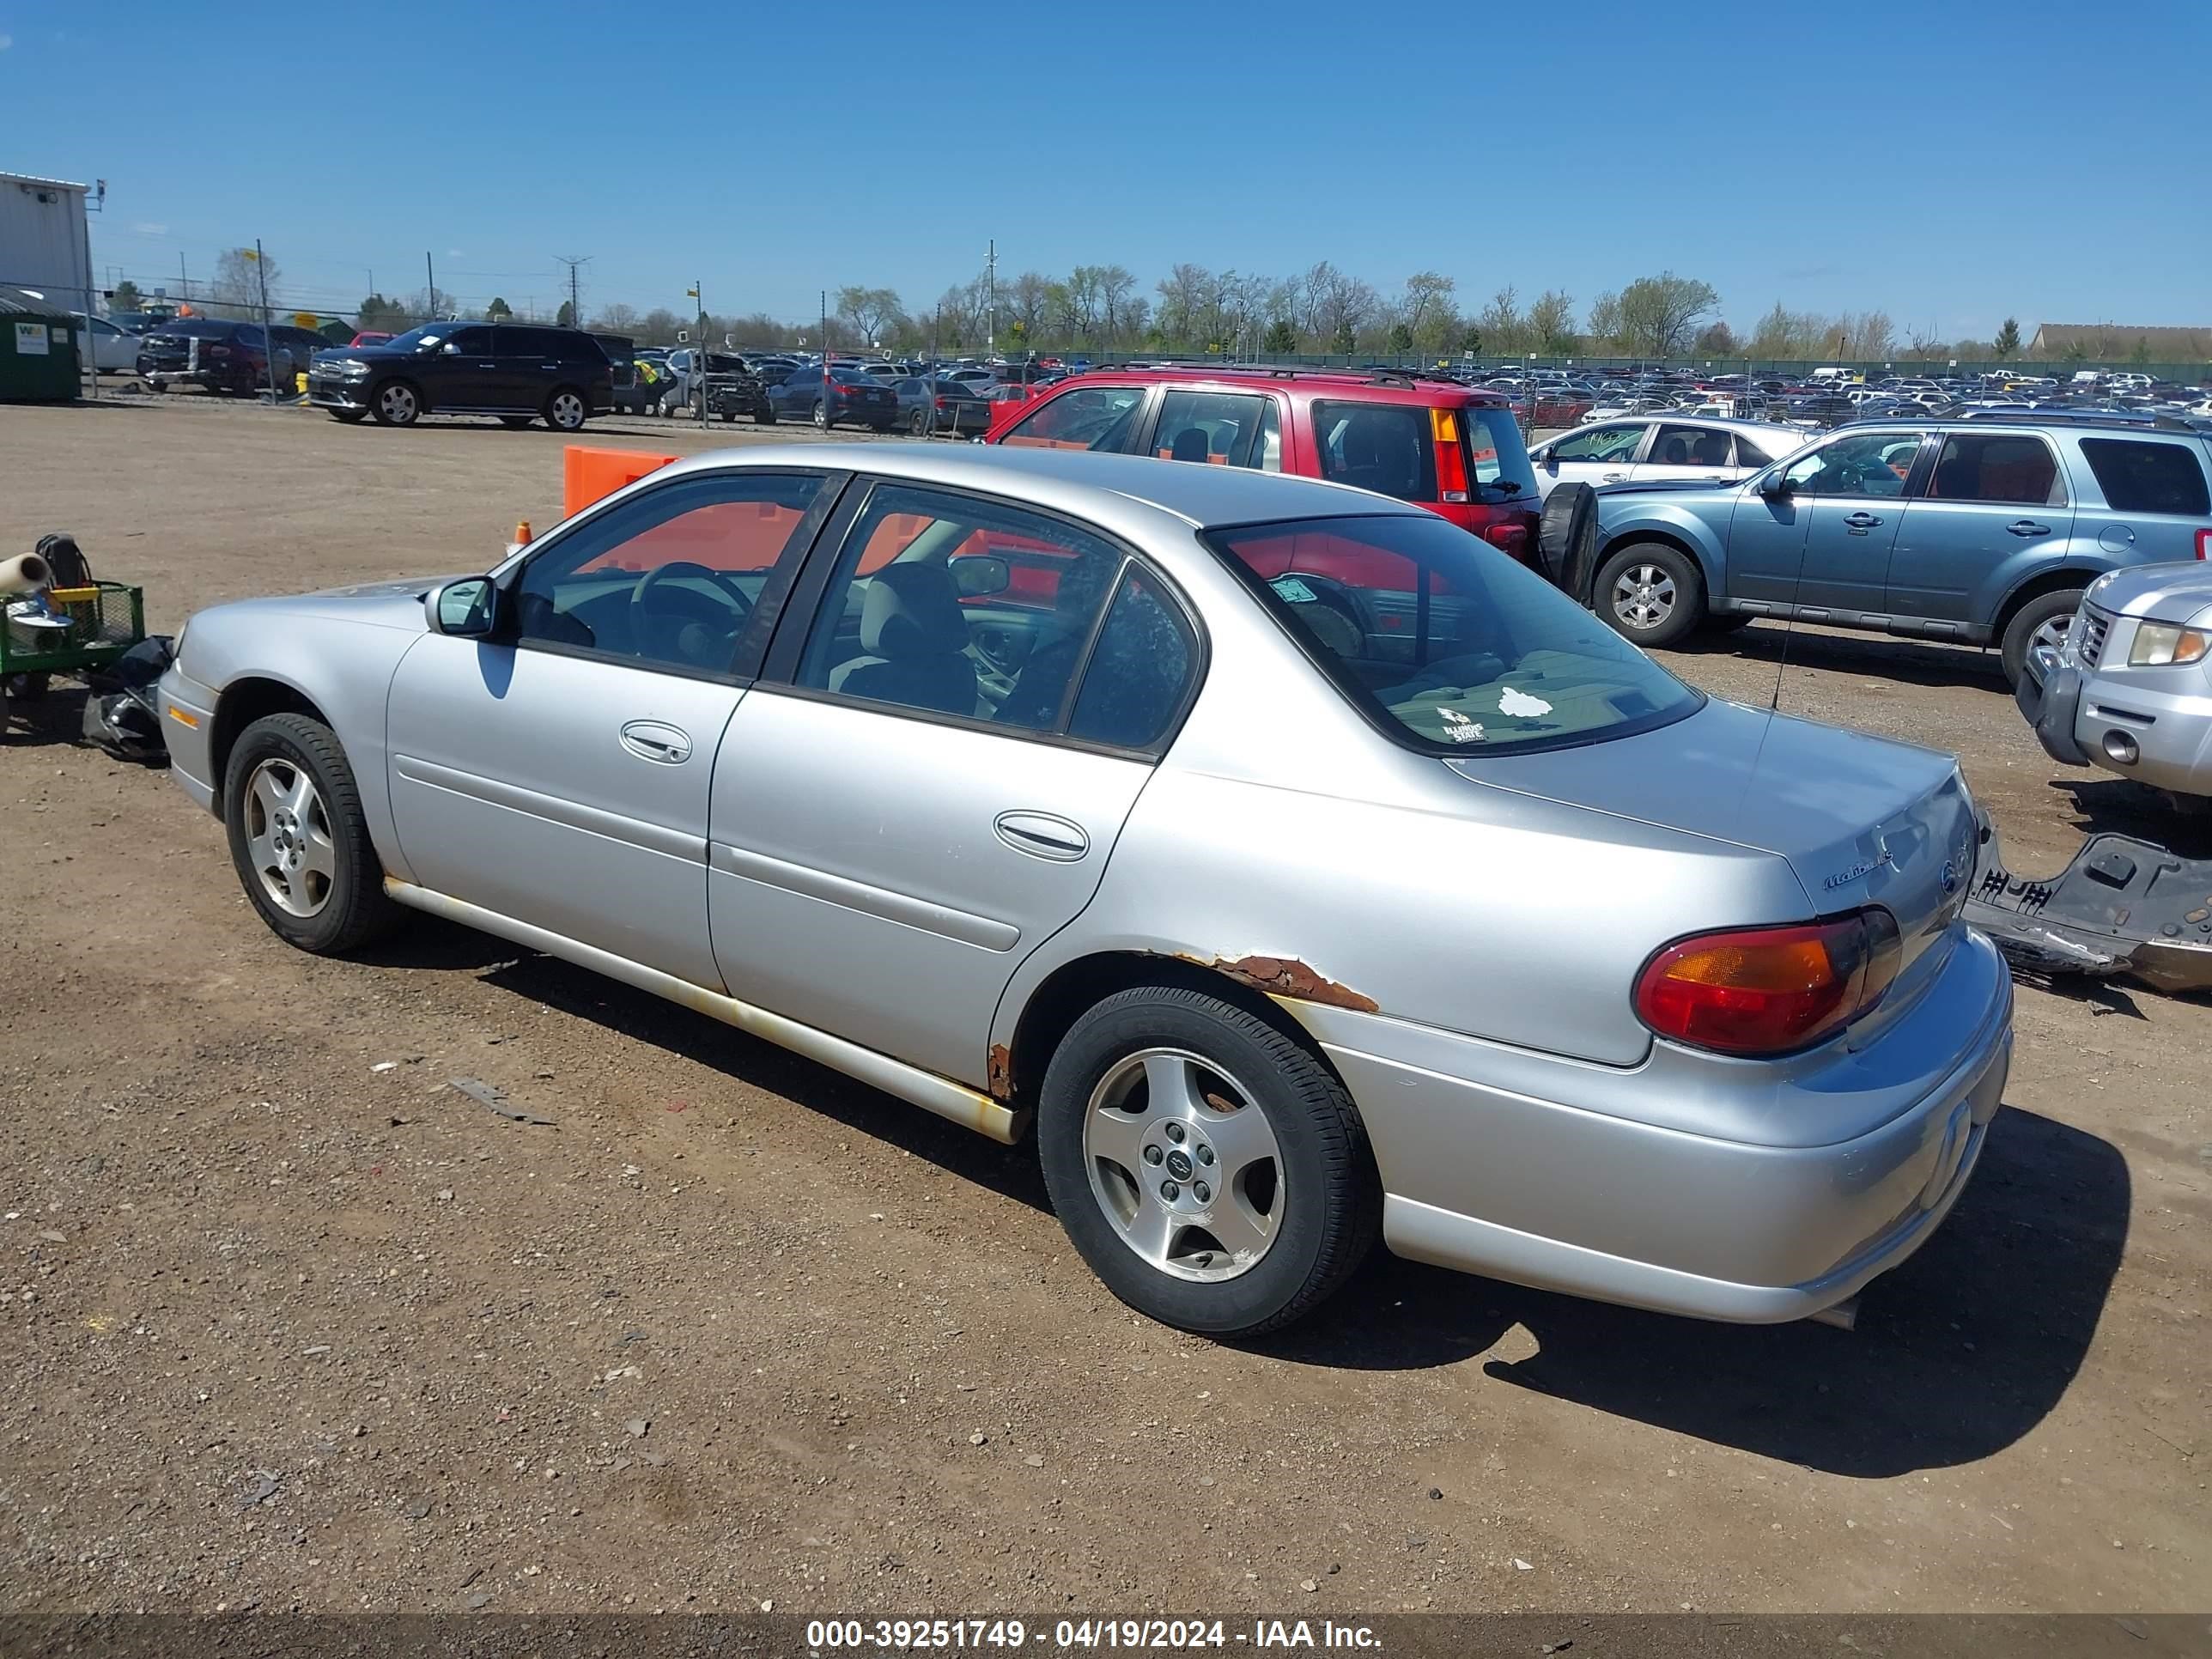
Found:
[1758,471,1794,500]
[950,555,1012,599]
[440,341,463,356]
[428,577,496,637]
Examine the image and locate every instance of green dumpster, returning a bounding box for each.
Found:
[0,287,83,403]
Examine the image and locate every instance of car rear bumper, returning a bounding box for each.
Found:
[2020,642,2212,793]
[1293,929,2013,1322]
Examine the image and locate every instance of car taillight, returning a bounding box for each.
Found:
[934,398,949,410]
[1634,909,1902,1056]
[207,345,230,358]
[1431,408,1469,503]
[2197,528,2210,560]
[1481,522,1528,557]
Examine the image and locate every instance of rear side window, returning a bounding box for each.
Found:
[1651,425,1735,467]
[1066,567,1199,750]
[2079,439,2210,516]
[999,385,1146,451]
[1733,434,1778,465]
[1312,402,1437,502]
[1929,434,2064,506]
[1152,390,1268,465]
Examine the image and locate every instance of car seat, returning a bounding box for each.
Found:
[828,563,977,715]
[1170,427,1211,463]
[1660,435,1691,464]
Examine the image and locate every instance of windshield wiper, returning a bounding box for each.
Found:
[1478,477,1525,495]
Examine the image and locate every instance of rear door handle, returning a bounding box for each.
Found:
[1601,471,1627,483]
[2007,520,2051,537]
[1844,511,1884,529]
[994,810,1089,862]
[619,720,692,763]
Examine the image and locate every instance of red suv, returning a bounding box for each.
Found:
[983,365,1542,559]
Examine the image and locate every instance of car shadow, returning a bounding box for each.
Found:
[1676,622,2011,692]
[2044,777,2212,856]
[357,916,1053,1216]
[1249,1103,2126,1476]
[359,920,2124,1476]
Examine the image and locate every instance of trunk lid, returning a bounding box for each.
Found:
[1449,696,1978,971]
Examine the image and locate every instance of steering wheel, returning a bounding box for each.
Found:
[629,562,753,664]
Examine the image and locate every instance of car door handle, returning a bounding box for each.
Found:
[994,810,1089,862]
[2007,520,2051,537]
[1601,471,1627,482]
[1844,511,1884,529]
[619,720,692,763]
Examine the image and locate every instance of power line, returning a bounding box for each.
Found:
[556,254,591,325]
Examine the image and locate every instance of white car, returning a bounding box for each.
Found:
[70,313,140,374]
[1528,416,1807,498]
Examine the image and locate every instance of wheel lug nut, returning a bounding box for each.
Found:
[1143,1145,1164,1166]
[1159,1181,1180,1202]
[1196,1145,1214,1165]
[1164,1122,1186,1144]
[1193,1181,1211,1204]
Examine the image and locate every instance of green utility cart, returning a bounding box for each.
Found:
[3,582,147,707]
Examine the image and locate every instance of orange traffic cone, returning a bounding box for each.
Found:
[514,520,532,546]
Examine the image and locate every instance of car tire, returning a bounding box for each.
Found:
[1036,986,1381,1338]
[370,380,422,427]
[544,387,588,432]
[1998,587,2083,689]
[329,409,368,424]
[1594,541,1705,648]
[811,398,829,429]
[222,712,398,956]
[908,410,929,436]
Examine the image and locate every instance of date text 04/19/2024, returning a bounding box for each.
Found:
[803,1620,1382,1650]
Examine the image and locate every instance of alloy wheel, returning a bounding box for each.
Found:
[1082,1048,1283,1283]
[1612,562,1677,631]
[550,390,585,430]
[242,758,336,918]
[378,383,417,424]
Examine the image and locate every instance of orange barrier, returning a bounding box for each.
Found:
[562,446,679,520]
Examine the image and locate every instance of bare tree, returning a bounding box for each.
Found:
[1097,265,1137,343]
[1527,289,1577,355]
[592,301,641,334]
[836,286,904,347]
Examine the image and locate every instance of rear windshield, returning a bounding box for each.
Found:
[1206,513,1699,755]
[2078,438,2210,516]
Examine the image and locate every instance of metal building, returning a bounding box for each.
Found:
[0,173,95,302]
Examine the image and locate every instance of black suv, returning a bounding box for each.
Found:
[309,322,614,430]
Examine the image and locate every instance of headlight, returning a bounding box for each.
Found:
[331,359,370,376]
[2127,622,2212,667]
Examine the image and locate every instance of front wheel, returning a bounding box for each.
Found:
[370,380,421,427]
[544,387,587,432]
[1036,987,1380,1338]
[222,713,398,954]
[1593,541,1705,648]
[1999,587,2083,689]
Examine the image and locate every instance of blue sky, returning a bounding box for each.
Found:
[3,0,2206,339]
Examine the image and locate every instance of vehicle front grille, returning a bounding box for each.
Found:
[2075,605,2112,668]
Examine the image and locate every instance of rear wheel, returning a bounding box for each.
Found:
[222,713,398,955]
[1036,987,1380,1338]
[544,386,587,432]
[1999,587,2083,689]
[370,380,421,427]
[908,409,929,436]
[811,398,829,429]
[1594,541,1705,648]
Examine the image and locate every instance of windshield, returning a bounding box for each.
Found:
[1206,514,1701,754]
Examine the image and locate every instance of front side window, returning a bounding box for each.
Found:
[998,384,1146,452]
[512,472,828,674]
[1783,431,1923,497]
[1311,402,1437,502]
[797,483,1127,732]
[1929,434,2064,506]
[2079,439,2210,516]
[1152,391,1269,465]
[443,325,493,356]
[1546,422,1644,465]
[1207,513,1699,754]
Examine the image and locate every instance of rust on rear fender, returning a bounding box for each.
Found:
[1191,954,1380,1015]
[987,1042,1015,1103]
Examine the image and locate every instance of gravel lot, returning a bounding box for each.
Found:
[1,397,2204,1617]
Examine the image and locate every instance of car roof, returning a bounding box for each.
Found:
[1042,364,1510,408]
[652,440,1430,529]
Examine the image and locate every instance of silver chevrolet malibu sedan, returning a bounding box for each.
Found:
[159,444,2013,1337]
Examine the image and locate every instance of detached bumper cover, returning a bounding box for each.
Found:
[2016,643,2089,766]
[1966,809,2212,992]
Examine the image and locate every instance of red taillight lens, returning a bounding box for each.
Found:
[2196,528,2210,561]
[1634,909,1901,1055]
[206,345,230,358]
[934,398,949,410]
[1481,521,1528,557]
[1431,408,1470,503]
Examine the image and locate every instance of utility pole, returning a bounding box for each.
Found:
[556,254,590,329]
[986,238,997,359]
[686,281,706,426]
[820,289,830,428]
[425,251,436,321]
[178,252,188,305]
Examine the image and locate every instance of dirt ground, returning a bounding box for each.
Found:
[0,397,2204,1618]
